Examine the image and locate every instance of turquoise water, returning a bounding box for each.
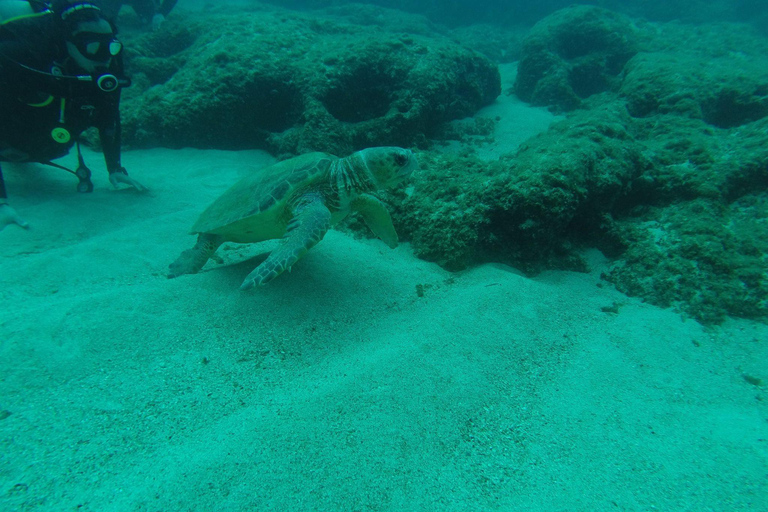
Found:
[0,1,766,510]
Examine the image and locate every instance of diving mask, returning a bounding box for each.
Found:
[69,31,122,62]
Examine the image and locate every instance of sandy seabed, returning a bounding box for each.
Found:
[0,145,765,511]
[1,64,767,509]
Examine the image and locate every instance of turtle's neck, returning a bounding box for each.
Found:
[330,153,374,199]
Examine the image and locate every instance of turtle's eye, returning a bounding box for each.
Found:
[394,152,407,166]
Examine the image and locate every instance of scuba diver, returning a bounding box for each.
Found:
[0,0,146,232]
[97,0,177,30]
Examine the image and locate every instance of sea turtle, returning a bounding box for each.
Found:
[168,146,418,289]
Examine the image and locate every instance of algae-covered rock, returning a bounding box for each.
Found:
[119,5,500,155]
[622,115,724,203]
[624,112,768,203]
[506,10,768,323]
[481,106,647,272]
[396,87,768,323]
[621,53,768,127]
[604,196,768,323]
[391,152,498,271]
[514,5,640,112]
[117,3,768,324]
[619,24,768,128]
[261,0,766,32]
[594,108,768,323]
[393,106,649,273]
[368,7,768,324]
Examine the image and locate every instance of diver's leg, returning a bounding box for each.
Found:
[0,162,7,202]
[0,162,30,231]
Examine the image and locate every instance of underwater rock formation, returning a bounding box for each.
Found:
[395,15,768,324]
[604,194,768,324]
[620,24,768,129]
[602,24,768,322]
[116,3,768,324]
[119,5,500,155]
[260,0,768,33]
[393,105,648,273]
[396,102,768,323]
[514,5,640,112]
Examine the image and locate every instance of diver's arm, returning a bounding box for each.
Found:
[129,0,157,23]
[98,96,148,192]
[158,0,178,17]
[0,43,30,230]
[100,118,147,192]
[150,0,177,30]
[97,89,126,174]
[99,105,123,175]
[96,0,124,21]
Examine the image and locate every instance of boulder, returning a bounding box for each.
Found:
[514,6,639,112]
[119,6,500,155]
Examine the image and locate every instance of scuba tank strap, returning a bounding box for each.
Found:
[39,140,94,193]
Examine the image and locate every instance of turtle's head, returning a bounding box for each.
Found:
[357,147,418,189]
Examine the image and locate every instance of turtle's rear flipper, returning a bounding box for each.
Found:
[240,195,331,289]
[168,234,224,278]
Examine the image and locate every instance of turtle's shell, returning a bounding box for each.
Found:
[191,152,337,243]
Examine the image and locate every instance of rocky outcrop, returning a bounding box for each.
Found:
[395,8,768,323]
[514,6,640,112]
[119,5,500,156]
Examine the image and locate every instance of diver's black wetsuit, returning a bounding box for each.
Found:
[0,7,126,200]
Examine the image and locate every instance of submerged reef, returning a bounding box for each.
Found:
[261,0,768,34]
[514,6,640,112]
[393,105,649,274]
[117,3,768,324]
[397,6,768,324]
[119,4,500,155]
[604,195,768,324]
[396,108,768,324]
[606,22,768,323]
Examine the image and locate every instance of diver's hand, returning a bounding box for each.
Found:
[0,202,30,231]
[110,170,149,192]
[152,13,165,31]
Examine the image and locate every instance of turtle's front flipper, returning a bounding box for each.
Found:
[351,193,398,249]
[241,195,332,289]
[168,233,225,278]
